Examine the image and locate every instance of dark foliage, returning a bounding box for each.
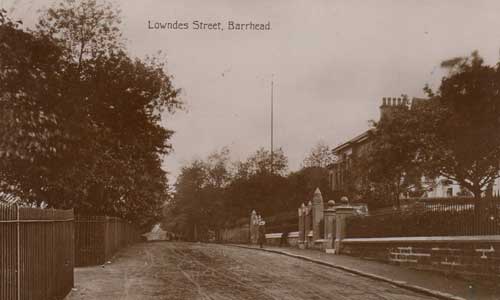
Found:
[0,3,181,231]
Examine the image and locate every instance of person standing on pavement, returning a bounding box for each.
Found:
[279,228,289,247]
[258,220,266,248]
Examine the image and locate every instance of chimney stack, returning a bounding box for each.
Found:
[380,96,407,121]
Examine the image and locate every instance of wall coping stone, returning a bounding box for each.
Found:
[343,235,500,244]
[265,231,300,239]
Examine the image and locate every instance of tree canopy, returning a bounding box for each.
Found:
[0,1,181,230]
[164,146,332,240]
[352,52,500,207]
[419,52,500,198]
[302,141,336,168]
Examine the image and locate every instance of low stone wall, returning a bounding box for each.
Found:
[265,231,299,247]
[342,236,500,278]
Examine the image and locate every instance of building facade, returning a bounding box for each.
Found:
[328,97,404,199]
[328,129,373,198]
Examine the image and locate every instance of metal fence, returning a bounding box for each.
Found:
[0,203,74,300]
[75,216,141,266]
[346,196,500,238]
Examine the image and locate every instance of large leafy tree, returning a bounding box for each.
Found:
[225,171,290,218]
[418,52,500,199]
[165,160,206,240]
[355,52,500,207]
[69,51,179,228]
[354,101,426,208]
[287,166,332,207]
[164,149,232,240]
[224,147,290,218]
[0,2,181,230]
[0,10,71,203]
[302,141,336,168]
[37,0,122,68]
[234,147,288,178]
[164,147,293,239]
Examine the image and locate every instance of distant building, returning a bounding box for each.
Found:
[423,177,463,198]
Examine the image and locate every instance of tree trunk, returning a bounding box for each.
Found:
[472,186,482,209]
[395,182,401,209]
[471,186,484,234]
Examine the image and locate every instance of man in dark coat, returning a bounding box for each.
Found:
[279,229,289,247]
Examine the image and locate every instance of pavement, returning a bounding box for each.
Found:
[231,244,500,300]
[66,241,448,300]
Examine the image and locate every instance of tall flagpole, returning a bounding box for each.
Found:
[270,75,274,174]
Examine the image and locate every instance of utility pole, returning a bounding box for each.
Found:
[270,75,274,174]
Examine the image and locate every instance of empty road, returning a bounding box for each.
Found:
[67,242,438,300]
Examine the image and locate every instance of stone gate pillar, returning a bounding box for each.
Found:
[334,197,356,254]
[323,200,336,253]
[250,210,258,244]
[304,201,312,248]
[298,203,305,249]
[298,205,304,241]
[312,188,324,241]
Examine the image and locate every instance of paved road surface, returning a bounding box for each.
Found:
[67,242,438,300]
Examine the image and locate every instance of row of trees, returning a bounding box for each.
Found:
[351,52,500,208]
[0,1,181,230]
[163,145,334,240]
[166,51,500,239]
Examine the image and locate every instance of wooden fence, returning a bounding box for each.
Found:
[0,203,74,300]
[75,216,141,266]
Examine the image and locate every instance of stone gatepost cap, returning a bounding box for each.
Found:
[340,196,349,204]
[327,200,336,208]
[313,187,324,204]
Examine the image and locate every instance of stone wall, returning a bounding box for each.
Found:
[265,232,300,247]
[342,237,500,278]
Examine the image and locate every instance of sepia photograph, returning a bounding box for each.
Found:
[1,0,500,299]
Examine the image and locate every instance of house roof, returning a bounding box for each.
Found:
[329,96,427,163]
[332,129,374,154]
[410,97,427,109]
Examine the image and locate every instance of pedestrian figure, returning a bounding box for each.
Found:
[258,220,266,248]
[279,228,289,247]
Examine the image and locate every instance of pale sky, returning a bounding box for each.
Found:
[5,0,500,182]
